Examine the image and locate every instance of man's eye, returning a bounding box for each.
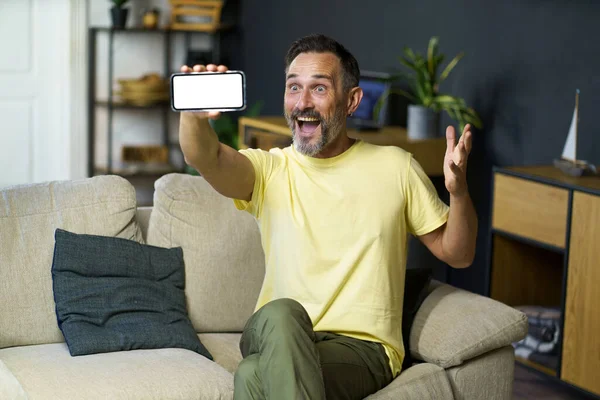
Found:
[314,85,326,93]
[289,84,299,92]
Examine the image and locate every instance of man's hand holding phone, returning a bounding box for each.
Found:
[172,64,246,115]
[178,64,228,120]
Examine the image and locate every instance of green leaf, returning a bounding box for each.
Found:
[246,100,264,117]
[439,52,464,83]
[427,36,439,77]
[434,95,467,107]
[398,56,420,73]
[373,88,418,120]
[388,71,415,83]
[403,47,417,63]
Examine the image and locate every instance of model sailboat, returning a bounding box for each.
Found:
[553,89,597,177]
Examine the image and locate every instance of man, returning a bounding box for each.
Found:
[179,34,477,400]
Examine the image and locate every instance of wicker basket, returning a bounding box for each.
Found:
[168,0,224,31]
[116,73,169,106]
[121,145,169,164]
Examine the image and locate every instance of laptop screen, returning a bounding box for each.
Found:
[350,71,392,127]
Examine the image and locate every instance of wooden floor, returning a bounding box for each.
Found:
[513,364,591,399]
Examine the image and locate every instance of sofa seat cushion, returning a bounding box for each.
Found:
[0,176,144,349]
[365,363,454,400]
[0,343,233,400]
[199,333,243,374]
[147,174,265,333]
[0,359,27,400]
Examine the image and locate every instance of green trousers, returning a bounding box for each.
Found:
[233,298,394,400]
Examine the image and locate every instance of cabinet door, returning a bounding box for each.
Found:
[492,173,569,248]
[561,191,600,396]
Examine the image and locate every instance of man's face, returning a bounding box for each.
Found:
[284,52,348,157]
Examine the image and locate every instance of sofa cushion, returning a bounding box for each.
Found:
[147,174,265,333]
[0,360,28,400]
[199,333,243,374]
[365,363,454,400]
[52,229,212,359]
[0,343,234,400]
[0,176,143,349]
[410,284,528,368]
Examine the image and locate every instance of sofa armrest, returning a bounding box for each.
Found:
[409,283,528,369]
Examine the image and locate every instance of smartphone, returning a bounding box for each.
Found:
[170,70,246,112]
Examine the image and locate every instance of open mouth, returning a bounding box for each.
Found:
[296,116,321,137]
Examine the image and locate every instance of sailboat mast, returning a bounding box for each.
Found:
[575,89,579,162]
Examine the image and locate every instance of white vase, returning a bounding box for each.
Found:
[407,105,440,140]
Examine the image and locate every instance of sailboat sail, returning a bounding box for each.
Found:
[561,89,579,162]
[561,107,577,162]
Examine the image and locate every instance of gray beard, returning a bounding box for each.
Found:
[285,107,346,157]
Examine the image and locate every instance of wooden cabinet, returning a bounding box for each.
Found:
[562,191,600,395]
[488,165,600,397]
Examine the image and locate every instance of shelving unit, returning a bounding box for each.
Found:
[87,25,234,178]
[486,165,600,398]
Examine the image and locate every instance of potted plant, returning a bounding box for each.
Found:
[110,0,130,29]
[377,36,482,139]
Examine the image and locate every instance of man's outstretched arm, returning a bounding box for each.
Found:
[418,124,478,269]
[178,63,255,202]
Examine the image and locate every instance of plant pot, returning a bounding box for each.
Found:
[407,105,440,140]
[110,6,129,29]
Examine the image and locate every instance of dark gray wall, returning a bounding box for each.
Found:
[235,0,600,294]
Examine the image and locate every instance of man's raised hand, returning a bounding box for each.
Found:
[443,124,472,197]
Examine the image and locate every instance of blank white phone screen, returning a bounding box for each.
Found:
[172,72,244,110]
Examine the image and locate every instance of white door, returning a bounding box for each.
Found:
[0,0,86,188]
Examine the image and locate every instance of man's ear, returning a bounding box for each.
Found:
[346,87,363,116]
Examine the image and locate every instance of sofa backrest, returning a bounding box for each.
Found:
[0,176,144,349]
[146,173,265,333]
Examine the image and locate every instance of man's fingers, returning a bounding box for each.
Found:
[184,64,228,74]
[464,130,472,154]
[456,141,468,166]
[447,158,460,174]
[462,123,471,137]
[446,125,456,153]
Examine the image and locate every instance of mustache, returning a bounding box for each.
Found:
[290,109,323,120]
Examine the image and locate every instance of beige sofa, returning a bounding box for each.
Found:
[0,173,528,400]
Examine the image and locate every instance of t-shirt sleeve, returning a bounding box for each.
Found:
[404,154,450,236]
[232,148,276,219]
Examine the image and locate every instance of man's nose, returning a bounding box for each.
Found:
[296,89,314,110]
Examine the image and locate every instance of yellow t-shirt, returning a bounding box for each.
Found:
[233,140,449,377]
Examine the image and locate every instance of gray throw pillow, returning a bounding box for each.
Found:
[51,228,212,360]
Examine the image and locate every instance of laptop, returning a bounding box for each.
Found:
[348,70,393,131]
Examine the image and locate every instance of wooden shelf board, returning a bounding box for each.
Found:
[95,100,171,110]
[94,165,179,177]
[516,356,557,377]
[491,228,565,254]
[496,165,600,195]
[90,24,234,34]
